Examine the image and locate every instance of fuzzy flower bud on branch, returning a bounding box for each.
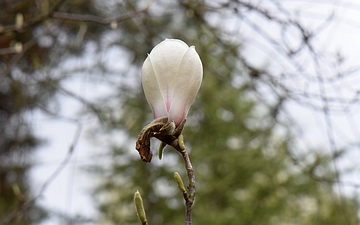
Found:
[141,38,203,126]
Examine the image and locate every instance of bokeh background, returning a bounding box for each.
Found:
[1,0,360,224]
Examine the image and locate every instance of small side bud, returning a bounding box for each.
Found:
[174,172,187,193]
[12,183,22,198]
[110,21,118,29]
[134,190,147,224]
[15,13,24,28]
[14,42,23,53]
[158,141,167,160]
[178,134,185,151]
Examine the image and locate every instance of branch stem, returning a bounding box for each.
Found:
[137,119,196,225]
[179,149,195,225]
[176,134,195,225]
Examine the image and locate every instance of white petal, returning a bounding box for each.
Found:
[148,39,189,112]
[169,46,203,125]
[142,55,167,118]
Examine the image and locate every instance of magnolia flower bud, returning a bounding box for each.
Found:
[142,39,203,126]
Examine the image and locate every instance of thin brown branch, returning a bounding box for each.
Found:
[8,38,37,68]
[178,147,195,225]
[0,46,21,55]
[0,0,65,34]
[52,7,148,25]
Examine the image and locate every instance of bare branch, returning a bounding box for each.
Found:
[52,7,148,25]
[0,0,64,35]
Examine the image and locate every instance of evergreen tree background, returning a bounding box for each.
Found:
[0,0,359,224]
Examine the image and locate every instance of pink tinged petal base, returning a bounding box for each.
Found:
[168,46,203,125]
[150,39,189,108]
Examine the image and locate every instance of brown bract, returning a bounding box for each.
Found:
[135,117,186,162]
